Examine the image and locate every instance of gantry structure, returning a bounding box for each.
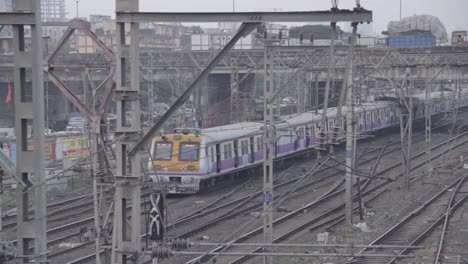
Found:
[1,1,468,263]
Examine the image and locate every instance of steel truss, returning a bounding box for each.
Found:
[113,5,372,264]
[45,18,117,264]
[138,47,468,72]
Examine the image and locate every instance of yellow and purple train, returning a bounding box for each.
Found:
[149,91,468,194]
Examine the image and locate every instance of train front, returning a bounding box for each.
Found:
[148,130,203,194]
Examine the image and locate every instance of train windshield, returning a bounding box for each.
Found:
[154,142,173,160]
[179,142,200,161]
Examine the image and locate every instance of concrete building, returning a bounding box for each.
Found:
[41,0,66,22]
[0,0,12,12]
[190,33,255,50]
[140,23,187,50]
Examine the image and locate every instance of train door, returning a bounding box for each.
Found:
[366,112,371,130]
[359,113,364,132]
[379,109,384,127]
[305,126,311,148]
[234,140,239,168]
[215,144,221,173]
[249,136,255,163]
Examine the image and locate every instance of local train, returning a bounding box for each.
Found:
[149,90,468,194]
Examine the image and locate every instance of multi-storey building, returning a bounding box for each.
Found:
[41,0,66,22]
[0,0,12,12]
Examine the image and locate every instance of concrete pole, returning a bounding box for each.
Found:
[319,24,336,158]
[314,74,319,115]
[407,84,413,188]
[114,1,141,263]
[263,43,275,264]
[345,52,355,225]
[305,73,311,112]
[230,58,240,123]
[401,78,414,189]
[331,24,358,153]
[297,72,305,113]
[425,67,432,176]
[89,73,105,264]
[13,0,47,263]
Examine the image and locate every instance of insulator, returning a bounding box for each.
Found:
[171,239,191,250]
[152,245,172,259]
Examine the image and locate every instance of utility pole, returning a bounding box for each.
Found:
[398,68,413,188]
[319,23,337,157]
[344,24,357,225]
[425,67,432,176]
[12,0,47,263]
[231,58,240,123]
[314,73,319,115]
[75,0,80,18]
[330,24,358,153]
[263,41,275,264]
[297,71,305,113]
[400,0,402,20]
[113,0,142,264]
[87,69,107,264]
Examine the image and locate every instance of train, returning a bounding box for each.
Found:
[149,90,468,194]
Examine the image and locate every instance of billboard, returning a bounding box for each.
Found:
[452,31,468,46]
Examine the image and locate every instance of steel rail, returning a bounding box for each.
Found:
[219,133,468,264]
[63,119,465,263]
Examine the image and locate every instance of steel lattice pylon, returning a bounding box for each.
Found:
[45,18,116,264]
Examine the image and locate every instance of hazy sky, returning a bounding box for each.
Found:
[66,0,468,35]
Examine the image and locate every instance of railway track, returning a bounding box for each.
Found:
[170,125,449,235]
[1,193,94,230]
[168,126,456,240]
[351,175,468,264]
[184,131,468,264]
[58,119,465,264]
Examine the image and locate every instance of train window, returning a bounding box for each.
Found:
[228,144,233,159]
[211,147,215,163]
[257,137,263,152]
[242,140,249,155]
[179,142,200,161]
[154,142,173,160]
[223,145,228,159]
[224,144,233,159]
[298,127,304,138]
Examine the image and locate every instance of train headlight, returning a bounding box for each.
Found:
[155,165,163,171]
[187,165,196,171]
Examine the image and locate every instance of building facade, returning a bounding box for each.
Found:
[41,0,66,22]
[0,0,12,12]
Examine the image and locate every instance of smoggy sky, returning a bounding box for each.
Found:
[66,0,468,35]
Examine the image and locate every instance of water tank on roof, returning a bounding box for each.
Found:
[388,15,448,43]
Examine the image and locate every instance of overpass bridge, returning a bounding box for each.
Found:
[0,45,467,126]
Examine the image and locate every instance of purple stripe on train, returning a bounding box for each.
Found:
[277,142,295,154]
[220,159,236,170]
